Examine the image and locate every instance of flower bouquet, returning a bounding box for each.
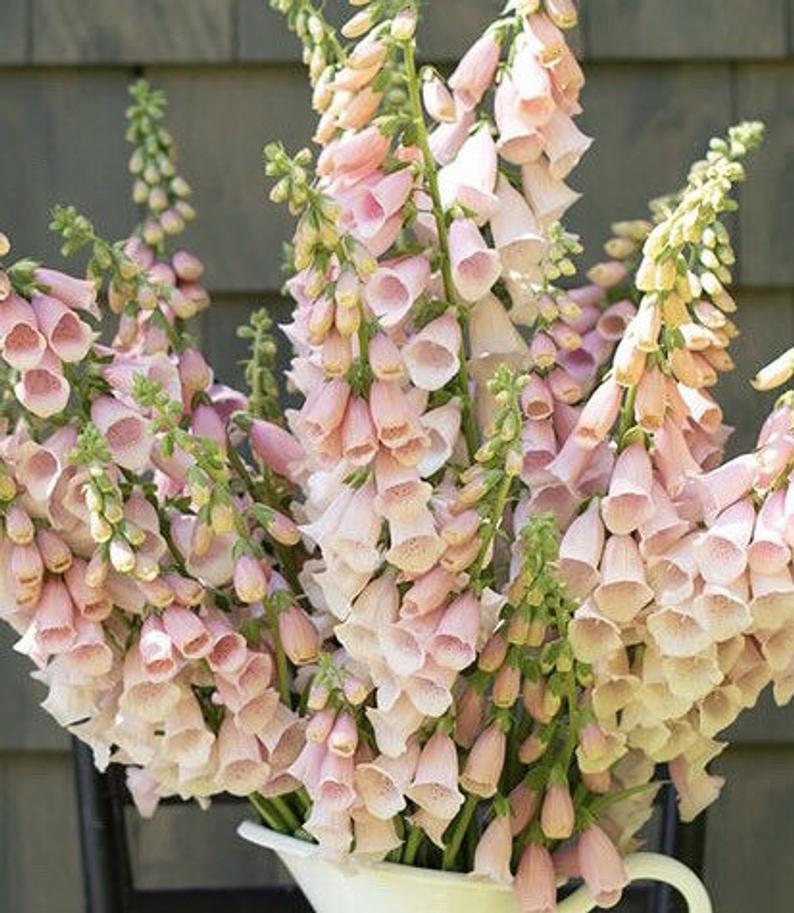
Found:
[1,0,793,911]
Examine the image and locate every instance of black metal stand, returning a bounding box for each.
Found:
[72,738,310,913]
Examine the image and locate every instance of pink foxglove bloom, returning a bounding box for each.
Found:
[514,843,556,913]
[428,106,476,166]
[693,453,758,522]
[91,396,152,472]
[448,32,501,110]
[249,419,305,482]
[139,615,179,682]
[494,74,543,166]
[490,175,546,279]
[558,497,605,599]
[540,110,593,180]
[406,730,464,821]
[449,219,501,302]
[162,604,212,659]
[540,783,575,839]
[749,489,791,574]
[364,256,431,327]
[460,723,506,798]
[31,294,93,363]
[352,809,402,862]
[594,534,654,623]
[233,555,268,604]
[472,813,513,883]
[14,351,70,418]
[217,717,271,797]
[341,396,379,466]
[522,159,580,224]
[428,593,480,671]
[0,294,47,369]
[572,376,622,449]
[601,442,655,535]
[352,168,414,240]
[422,74,456,123]
[402,312,462,391]
[439,124,498,223]
[695,498,755,585]
[278,605,320,665]
[34,267,99,318]
[511,33,555,127]
[577,825,628,908]
[355,742,419,820]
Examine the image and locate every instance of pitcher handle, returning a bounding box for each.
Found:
[558,851,713,913]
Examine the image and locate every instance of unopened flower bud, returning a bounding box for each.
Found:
[478,631,508,672]
[234,555,268,604]
[391,6,417,40]
[342,9,375,39]
[343,675,368,706]
[492,664,521,708]
[540,783,575,840]
[210,502,236,536]
[518,731,546,764]
[109,536,136,573]
[328,711,359,757]
[5,504,34,544]
[36,529,72,574]
[267,510,301,546]
[306,707,336,743]
[278,605,320,665]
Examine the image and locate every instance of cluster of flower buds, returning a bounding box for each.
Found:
[127,80,195,245]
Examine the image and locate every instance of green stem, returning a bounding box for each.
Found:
[616,384,638,443]
[227,440,302,594]
[402,825,425,865]
[587,780,664,816]
[270,795,302,833]
[470,471,513,582]
[249,792,286,833]
[552,602,580,774]
[357,302,370,364]
[294,787,312,816]
[266,597,293,709]
[442,793,479,870]
[401,37,478,462]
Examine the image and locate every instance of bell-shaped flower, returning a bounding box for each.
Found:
[364,255,430,327]
[472,813,513,883]
[405,730,464,820]
[594,535,654,623]
[448,32,501,110]
[449,219,501,302]
[601,442,655,535]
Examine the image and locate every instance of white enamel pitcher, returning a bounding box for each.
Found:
[238,820,712,913]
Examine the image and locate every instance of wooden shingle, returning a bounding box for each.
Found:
[0,0,27,63]
[0,627,68,751]
[587,0,789,60]
[0,754,83,913]
[570,63,734,268]
[32,0,234,64]
[147,67,314,293]
[237,0,581,64]
[715,290,794,455]
[706,747,794,913]
[736,63,794,286]
[0,70,134,272]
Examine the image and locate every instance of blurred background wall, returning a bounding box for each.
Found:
[0,2,792,911]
